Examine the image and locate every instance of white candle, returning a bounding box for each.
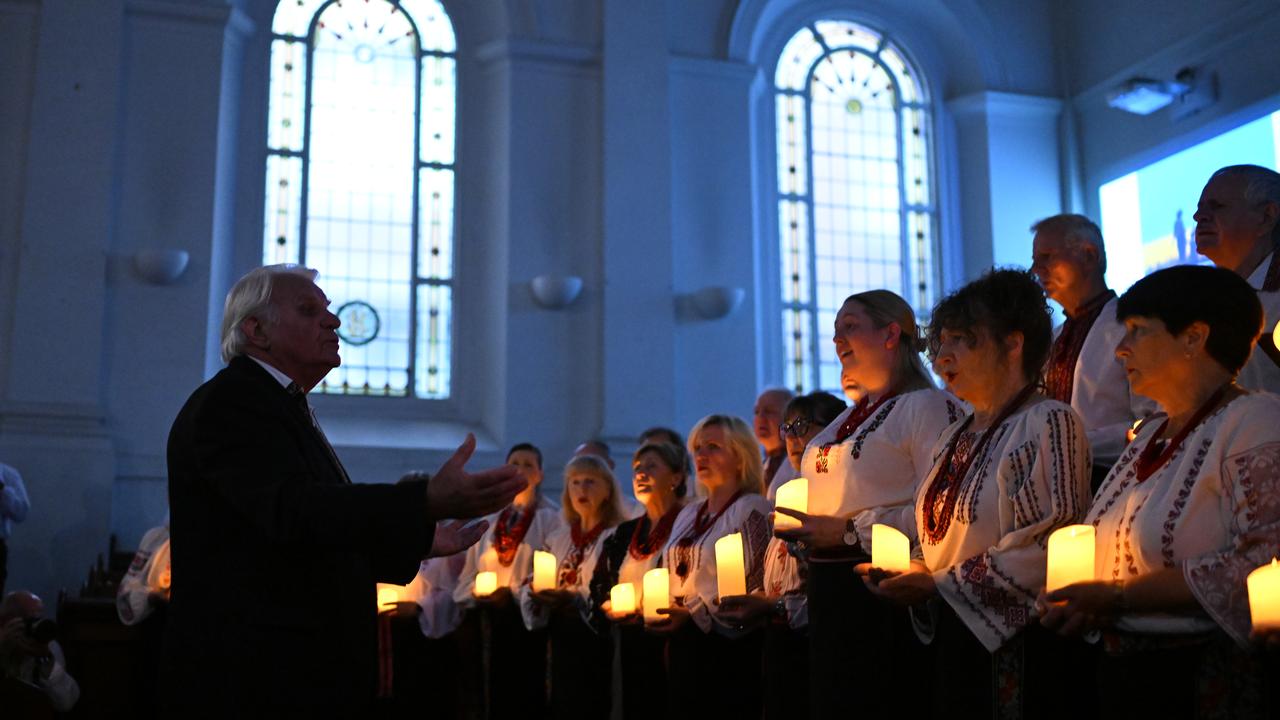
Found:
[376,583,400,611]
[774,478,808,530]
[611,582,637,615]
[871,523,910,574]
[642,567,670,623]
[533,550,557,592]
[474,571,498,597]
[714,532,746,598]
[1248,558,1280,631]
[1046,524,1096,593]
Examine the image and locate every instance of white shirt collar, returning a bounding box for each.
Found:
[1247,252,1273,290]
[247,356,296,390]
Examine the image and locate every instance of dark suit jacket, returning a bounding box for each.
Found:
[162,356,435,715]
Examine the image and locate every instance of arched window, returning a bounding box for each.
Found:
[264,0,456,398]
[774,20,936,393]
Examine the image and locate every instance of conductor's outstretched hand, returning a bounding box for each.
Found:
[426,434,527,520]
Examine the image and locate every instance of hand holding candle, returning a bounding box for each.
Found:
[643,568,670,624]
[774,479,808,531]
[533,550,557,592]
[715,532,747,598]
[871,523,910,574]
[1046,525,1096,594]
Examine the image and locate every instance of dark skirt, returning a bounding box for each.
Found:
[548,607,612,719]
[1097,630,1279,720]
[931,602,1096,720]
[666,621,764,718]
[457,603,548,720]
[806,559,926,718]
[617,622,669,720]
[763,619,809,720]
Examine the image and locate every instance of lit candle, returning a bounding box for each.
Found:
[474,571,498,597]
[1248,558,1280,631]
[533,550,557,592]
[376,583,400,611]
[642,567,670,623]
[1046,524,1096,593]
[714,532,746,598]
[611,582,637,615]
[774,479,808,530]
[1273,323,1280,353]
[871,523,910,574]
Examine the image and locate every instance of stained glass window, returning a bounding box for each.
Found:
[264,0,456,399]
[774,20,937,394]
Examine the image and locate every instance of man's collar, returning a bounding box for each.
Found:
[1247,251,1274,290]
[246,356,295,390]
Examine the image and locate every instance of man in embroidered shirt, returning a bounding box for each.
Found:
[753,387,794,491]
[1194,165,1280,393]
[163,264,526,716]
[1031,214,1150,490]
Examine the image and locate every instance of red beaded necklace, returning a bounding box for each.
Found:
[834,383,902,443]
[628,505,681,561]
[672,490,743,579]
[1133,384,1231,483]
[492,500,537,567]
[922,383,1038,544]
[558,520,608,588]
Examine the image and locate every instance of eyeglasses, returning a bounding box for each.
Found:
[778,418,812,438]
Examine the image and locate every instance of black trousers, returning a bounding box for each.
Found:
[458,603,548,720]
[617,623,668,720]
[548,609,612,719]
[666,622,763,718]
[806,559,925,718]
[763,620,809,720]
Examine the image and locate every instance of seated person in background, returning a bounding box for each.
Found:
[117,512,171,626]
[0,590,79,712]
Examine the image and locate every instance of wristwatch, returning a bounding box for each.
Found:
[841,518,858,548]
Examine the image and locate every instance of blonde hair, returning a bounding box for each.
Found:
[844,290,934,394]
[687,415,764,496]
[219,264,318,363]
[561,455,625,530]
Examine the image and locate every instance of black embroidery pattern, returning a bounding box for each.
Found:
[849,398,899,460]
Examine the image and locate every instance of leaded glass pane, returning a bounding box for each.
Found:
[783,307,813,394]
[775,26,823,91]
[420,55,456,165]
[272,0,326,37]
[263,154,303,265]
[400,0,456,53]
[418,167,454,280]
[779,199,810,305]
[776,93,807,196]
[772,19,936,393]
[416,284,451,399]
[814,20,882,55]
[267,38,306,152]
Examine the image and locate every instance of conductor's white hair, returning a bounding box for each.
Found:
[219,264,318,364]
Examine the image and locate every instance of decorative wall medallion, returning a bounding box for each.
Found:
[336,300,379,346]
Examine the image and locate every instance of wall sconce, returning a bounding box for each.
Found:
[690,285,744,320]
[132,249,190,285]
[529,274,583,309]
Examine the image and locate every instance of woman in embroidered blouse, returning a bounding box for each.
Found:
[862,269,1092,719]
[770,290,960,718]
[521,454,626,718]
[650,414,772,716]
[590,441,689,719]
[452,443,563,717]
[1039,265,1278,719]
[717,391,844,720]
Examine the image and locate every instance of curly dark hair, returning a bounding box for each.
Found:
[1116,265,1262,374]
[925,268,1053,382]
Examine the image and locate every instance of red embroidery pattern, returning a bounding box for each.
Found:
[671,492,743,579]
[492,501,537,567]
[558,521,607,588]
[1043,290,1114,404]
[628,506,679,561]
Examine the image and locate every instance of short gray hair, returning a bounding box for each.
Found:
[1031,213,1107,273]
[219,264,318,364]
[1209,164,1280,243]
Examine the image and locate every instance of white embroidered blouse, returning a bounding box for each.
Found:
[916,399,1092,652]
[518,521,617,631]
[662,493,773,637]
[451,501,565,606]
[1087,392,1280,647]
